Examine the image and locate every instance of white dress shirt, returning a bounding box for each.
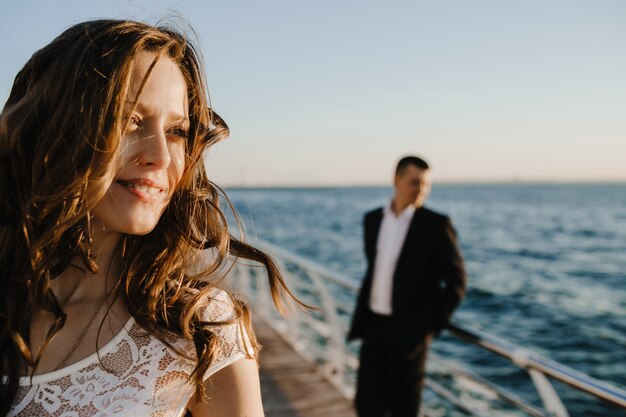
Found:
[368,202,416,315]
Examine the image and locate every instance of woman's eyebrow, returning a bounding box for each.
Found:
[125,101,189,125]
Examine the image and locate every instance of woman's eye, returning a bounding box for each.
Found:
[126,115,142,131]
[169,127,189,140]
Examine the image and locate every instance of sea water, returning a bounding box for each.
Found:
[227,184,626,417]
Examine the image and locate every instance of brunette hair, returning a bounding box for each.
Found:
[0,19,293,412]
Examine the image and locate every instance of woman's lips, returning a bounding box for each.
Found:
[116,179,167,202]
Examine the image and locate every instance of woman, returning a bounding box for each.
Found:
[0,19,291,416]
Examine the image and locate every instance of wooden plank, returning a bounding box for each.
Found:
[255,319,357,417]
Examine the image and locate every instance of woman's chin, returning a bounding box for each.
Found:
[92,219,160,237]
[125,222,159,236]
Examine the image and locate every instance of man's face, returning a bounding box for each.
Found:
[394,165,432,208]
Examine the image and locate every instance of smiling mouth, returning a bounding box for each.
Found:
[117,180,166,199]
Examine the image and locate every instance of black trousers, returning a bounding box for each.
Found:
[354,313,431,417]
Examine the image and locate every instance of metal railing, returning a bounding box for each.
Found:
[231,239,626,417]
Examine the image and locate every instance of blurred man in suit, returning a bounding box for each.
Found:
[348,156,467,417]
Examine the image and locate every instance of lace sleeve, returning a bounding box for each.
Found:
[200,288,254,379]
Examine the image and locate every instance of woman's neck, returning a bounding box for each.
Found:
[51,229,123,305]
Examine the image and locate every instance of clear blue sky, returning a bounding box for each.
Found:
[2,0,625,185]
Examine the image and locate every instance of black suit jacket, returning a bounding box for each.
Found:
[348,206,467,349]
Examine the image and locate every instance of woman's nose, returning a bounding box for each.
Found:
[136,125,171,168]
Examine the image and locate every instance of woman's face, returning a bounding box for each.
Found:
[92,51,189,236]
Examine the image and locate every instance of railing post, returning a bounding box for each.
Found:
[272,258,301,346]
[307,270,346,387]
[528,369,570,417]
[232,264,251,302]
[511,347,569,417]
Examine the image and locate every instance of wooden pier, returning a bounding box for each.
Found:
[255,319,357,417]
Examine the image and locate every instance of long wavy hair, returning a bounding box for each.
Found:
[0,19,293,414]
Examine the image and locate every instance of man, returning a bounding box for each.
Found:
[348,156,467,417]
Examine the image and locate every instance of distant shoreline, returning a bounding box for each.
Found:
[224,181,626,190]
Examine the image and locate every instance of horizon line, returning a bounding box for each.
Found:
[221,179,626,189]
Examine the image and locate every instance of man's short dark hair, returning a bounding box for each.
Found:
[395,156,429,176]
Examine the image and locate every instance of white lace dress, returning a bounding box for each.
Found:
[8,289,251,417]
